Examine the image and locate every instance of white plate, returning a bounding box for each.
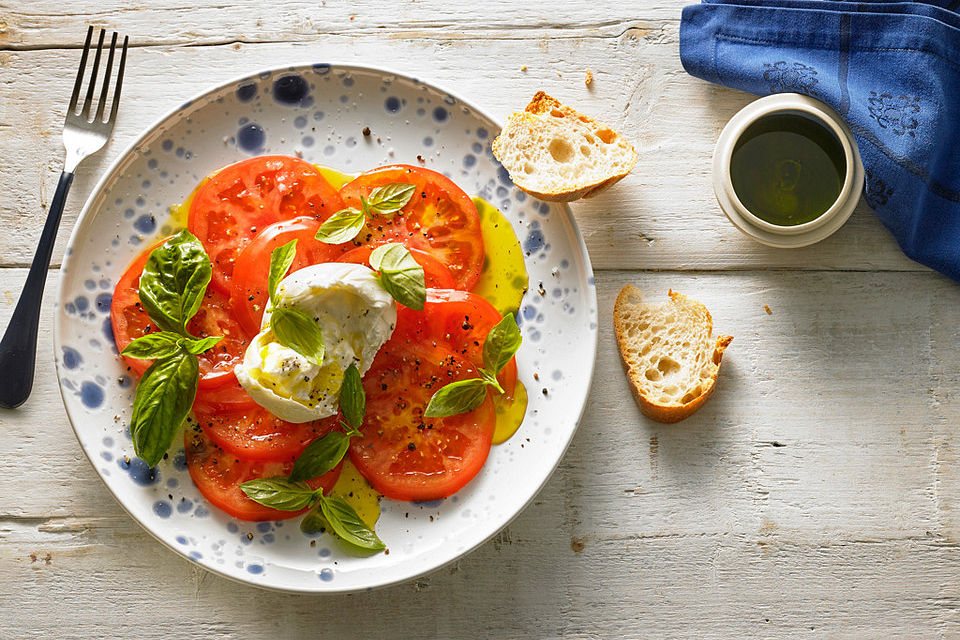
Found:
[54,63,598,593]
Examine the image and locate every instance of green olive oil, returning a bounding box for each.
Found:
[730,113,846,226]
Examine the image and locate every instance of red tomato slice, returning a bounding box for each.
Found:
[185,428,341,521]
[193,403,340,462]
[338,165,484,290]
[349,343,496,501]
[391,289,517,397]
[188,156,344,293]
[193,378,257,413]
[229,216,345,336]
[110,241,252,389]
[338,244,456,290]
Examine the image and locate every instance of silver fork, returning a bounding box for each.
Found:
[0,27,128,409]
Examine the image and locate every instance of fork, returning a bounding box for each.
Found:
[0,27,128,409]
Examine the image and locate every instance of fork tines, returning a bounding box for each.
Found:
[68,26,128,124]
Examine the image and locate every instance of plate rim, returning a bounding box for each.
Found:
[53,61,599,594]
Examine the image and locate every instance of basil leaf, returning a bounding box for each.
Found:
[131,351,199,467]
[423,378,489,418]
[479,368,504,394]
[369,243,426,311]
[339,363,365,428]
[180,335,223,355]
[239,477,319,511]
[138,230,212,335]
[300,505,326,535]
[363,182,415,217]
[319,495,386,551]
[315,208,365,244]
[289,432,351,483]
[482,312,522,375]
[268,239,298,306]
[121,331,183,360]
[270,306,325,365]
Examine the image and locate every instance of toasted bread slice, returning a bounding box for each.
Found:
[492,92,637,202]
[613,286,732,423]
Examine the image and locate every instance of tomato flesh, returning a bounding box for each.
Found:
[110,241,252,389]
[188,156,343,293]
[349,342,495,501]
[229,216,345,336]
[193,403,340,462]
[338,244,456,290]
[185,428,341,521]
[338,165,483,290]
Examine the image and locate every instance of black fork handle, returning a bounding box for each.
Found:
[0,171,74,409]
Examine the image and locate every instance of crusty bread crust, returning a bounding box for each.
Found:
[491,92,637,202]
[614,286,732,423]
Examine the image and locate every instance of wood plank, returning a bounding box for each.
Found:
[1,1,677,48]
[0,36,917,272]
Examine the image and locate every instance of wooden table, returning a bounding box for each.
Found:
[2,2,956,637]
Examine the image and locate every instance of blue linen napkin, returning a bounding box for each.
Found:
[680,1,960,280]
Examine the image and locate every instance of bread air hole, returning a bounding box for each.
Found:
[549,138,575,163]
[596,128,616,144]
[657,356,680,378]
[681,385,702,404]
[551,109,565,118]
[523,161,536,174]
[580,145,591,156]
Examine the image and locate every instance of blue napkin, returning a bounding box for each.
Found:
[680,0,960,280]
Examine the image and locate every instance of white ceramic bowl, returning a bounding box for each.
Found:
[53,63,598,593]
[713,93,864,248]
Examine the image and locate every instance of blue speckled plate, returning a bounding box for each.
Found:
[54,63,598,593]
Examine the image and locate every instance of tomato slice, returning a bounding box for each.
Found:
[391,289,517,397]
[338,244,456,290]
[110,241,253,389]
[188,156,344,293]
[338,165,484,290]
[185,428,341,521]
[193,377,257,413]
[229,216,345,336]
[349,343,496,501]
[193,403,340,462]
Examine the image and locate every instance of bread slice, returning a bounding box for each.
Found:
[492,92,637,202]
[613,286,733,423]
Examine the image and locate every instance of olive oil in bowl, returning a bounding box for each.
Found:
[729,113,846,227]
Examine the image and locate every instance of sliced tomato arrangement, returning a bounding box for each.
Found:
[392,289,518,397]
[338,165,484,290]
[185,428,341,521]
[193,403,340,462]
[112,158,527,521]
[110,241,252,390]
[349,342,496,501]
[188,156,343,294]
[229,216,345,335]
[337,244,456,290]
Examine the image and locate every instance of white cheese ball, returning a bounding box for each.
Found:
[235,262,396,423]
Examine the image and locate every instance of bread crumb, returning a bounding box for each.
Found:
[584,69,593,87]
[763,305,772,315]
[520,65,527,72]
[557,72,562,77]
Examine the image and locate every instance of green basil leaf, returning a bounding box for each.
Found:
[479,368,505,394]
[131,351,199,467]
[270,306,325,366]
[423,378,489,418]
[363,182,416,217]
[300,504,326,535]
[339,363,365,428]
[239,477,319,511]
[369,243,426,311]
[120,331,183,360]
[482,312,522,376]
[180,335,223,355]
[289,432,351,483]
[315,208,365,244]
[319,495,386,551]
[138,229,212,335]
[268,239,298,306]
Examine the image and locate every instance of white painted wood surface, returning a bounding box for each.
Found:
[0,2,955,637]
